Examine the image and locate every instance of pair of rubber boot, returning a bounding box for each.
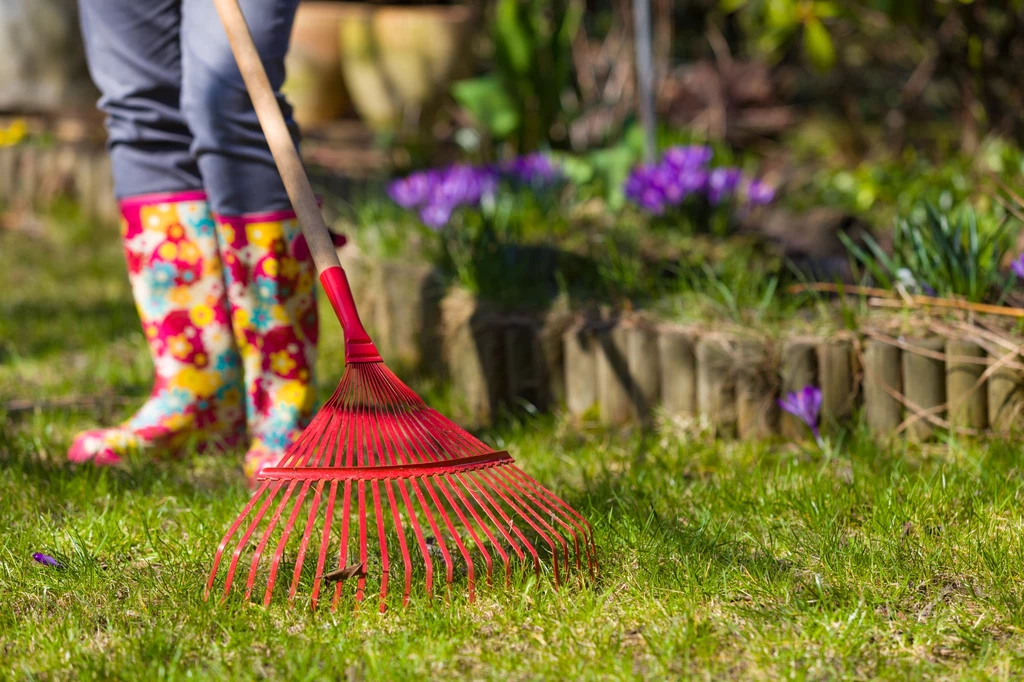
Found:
[68,191,320,482]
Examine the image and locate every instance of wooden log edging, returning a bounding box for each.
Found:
[559,319,1024,440]
[735,338,776,439]
[0,142,118,224]
[695,334,737,436]
[900,336,948,441]
[426,296,1024,439]
[658,326,698,419]
[862,338,903,436]
[779,337,817,440]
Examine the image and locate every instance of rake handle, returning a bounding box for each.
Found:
[212,0,337,273]
[213,0,380,362]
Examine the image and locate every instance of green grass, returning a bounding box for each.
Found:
[5,211,1024,680]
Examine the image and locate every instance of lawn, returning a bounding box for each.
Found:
[4,212,1024,680]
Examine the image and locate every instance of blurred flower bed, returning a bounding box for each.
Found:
[333,125,1024,329]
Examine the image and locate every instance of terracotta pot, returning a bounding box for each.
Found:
[283,1,351,129]
[337,3,473,131]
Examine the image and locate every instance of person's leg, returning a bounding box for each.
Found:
[78,0,200,198]
[70,0,245,464]
[180,0,300,215]
[181,0,318,481]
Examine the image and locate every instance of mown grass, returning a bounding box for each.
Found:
[4,210,1024,680]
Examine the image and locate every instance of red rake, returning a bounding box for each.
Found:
[206,0,596,611]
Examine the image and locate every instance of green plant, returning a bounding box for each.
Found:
[452,0,582,154]
[336,198,429,261]
[674,240,796,323]
[841,203,1017,303]
[720,0,840,72]
[786,138,1024,244]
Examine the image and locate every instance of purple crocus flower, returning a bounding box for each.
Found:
[678,167,708,194]
[388,171,433,209]
[650,164,685,204]
[433,165,477,207]
[745,179,776,206]
[390,163,502,230]
[660,179,685,204]
[419,203,453,230]
[1011,253,1024,279]
[638,188,666,214]
[778,385,824,446]
[663,145,713,170]
[625,164,662,211]
[33,552,61,568]
[707,167,743,204]
[504,153,560,187]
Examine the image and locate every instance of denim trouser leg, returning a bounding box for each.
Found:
[78,0,301,215]
[78,0,201,197]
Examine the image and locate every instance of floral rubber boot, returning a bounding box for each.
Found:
[69,192,246,465]
[214,209,319,484]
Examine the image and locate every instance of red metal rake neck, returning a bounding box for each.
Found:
[319,266,382,363]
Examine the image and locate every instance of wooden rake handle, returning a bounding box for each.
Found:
[211,0,340,275]
[213,0,381,362]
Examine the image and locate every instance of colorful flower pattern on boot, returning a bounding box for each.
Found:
[69,192,246,465]
[215,210,319,483]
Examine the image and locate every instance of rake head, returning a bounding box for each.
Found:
[206,268,596,611]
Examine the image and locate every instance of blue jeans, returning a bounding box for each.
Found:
[78,0,300,215]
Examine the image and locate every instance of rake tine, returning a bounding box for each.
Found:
[222,480,286,598]
[244,480,300,601]
[385,481,414,606]
[264,480,313,605]
[509,467,598,576]
[494,472,573,575]
[290,405,346,604]
[478,469,561,587]
[355,480,369,605]
[309,480,337,611]
[211,399,333,598]
[464,470,539,574]
[288,480,325,604]
[508,467,597,576]
[409,479,455,595]
[256,393,348,605]
[330,371,364,612]
[416,408,489,458]
[450,474,510,583]
[436,477,494,587]
[206,479,271,598]
[363,368,451,600]
[371,480,390,611]
[496,468,574,574]
[398,479,434,599]
[393,403,511,590]
[331,480,352,611]
[466,471,531,560]
[353,366,374,607]
[309,395,352,610]
[423,477,476,601]
[363,370,397,611]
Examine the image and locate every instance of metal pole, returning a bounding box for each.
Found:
[633,0,657,163]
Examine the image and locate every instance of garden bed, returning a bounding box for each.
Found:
[342,248,1024,439]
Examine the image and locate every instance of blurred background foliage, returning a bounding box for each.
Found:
[8,0,1024,317]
